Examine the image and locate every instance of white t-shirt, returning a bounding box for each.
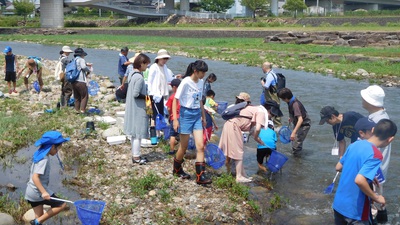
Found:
[175,77,204,109]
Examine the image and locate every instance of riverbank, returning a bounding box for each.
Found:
[0,56,274,224]
[1,28,399,87]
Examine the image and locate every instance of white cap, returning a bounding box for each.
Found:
[62,46,74,53]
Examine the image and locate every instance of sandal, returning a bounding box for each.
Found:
[132,156,149,165]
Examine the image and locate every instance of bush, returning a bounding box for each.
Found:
[0,16,19,27]
[64,21,98,27]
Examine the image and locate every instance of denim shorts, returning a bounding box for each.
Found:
[179,107,202,134]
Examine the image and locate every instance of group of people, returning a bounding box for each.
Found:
[10,44,396,225]
[3,45,93,114]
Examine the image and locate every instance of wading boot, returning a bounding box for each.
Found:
[195,162,212,185]
[173,158,191,179]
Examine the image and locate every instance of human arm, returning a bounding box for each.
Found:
[290,115,303,141]
[211,115,218,131]
[200,100,207,128]
[32,173,50,200]
[172,98,179,132]
[355,174,385,206]
[335,161,343,172]
[263,72,275,89]
[253,123,264,145]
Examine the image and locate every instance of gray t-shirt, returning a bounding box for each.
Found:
[25,156,54,202]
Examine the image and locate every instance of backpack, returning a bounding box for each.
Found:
[65,58,81,83]
[221,101,252,120]
[270,72,286,94]
[28,56,41,62]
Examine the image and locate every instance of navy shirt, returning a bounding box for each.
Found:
[332,111,364,143]
[5,54,15,72]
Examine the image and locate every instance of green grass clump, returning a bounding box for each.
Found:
[129,171,173,197]
[213,173,250,200]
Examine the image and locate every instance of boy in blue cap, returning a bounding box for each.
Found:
[3,46,19,94]
[25,131,70,225]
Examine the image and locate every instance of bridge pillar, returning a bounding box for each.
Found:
[165,0,174,10]
[40,0,64,28]
[180,0,190,11]
[271,0,278,16]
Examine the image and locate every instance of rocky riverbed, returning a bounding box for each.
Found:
[0,56,272,224]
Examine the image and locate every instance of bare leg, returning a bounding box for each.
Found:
[235,160,251,183]
[193,129,204,162]
[176,134,189,161]
[37,203,66,224]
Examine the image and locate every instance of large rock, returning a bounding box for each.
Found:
[0,213,15,225]
[102,126,124,139]
[23,206,50,223]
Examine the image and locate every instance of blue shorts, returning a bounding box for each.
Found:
[179,107,202,134]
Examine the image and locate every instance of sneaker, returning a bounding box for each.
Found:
[13,89,17,93]
[8,89,12,94]
[132,156,149,165]
[30,219,43,225]
[167,150,177,155]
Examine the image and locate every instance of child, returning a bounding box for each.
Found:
[25,131,70,225]
[166,78,181,155]
[18,57,44,93]
[172,60,212,185]
[3,46,18,94]
[202,73,217,98]
[333,119,397,225]
[354,117,376,140]
[204,89,218,139]
[257,120,277,172]
[278,88,311,156]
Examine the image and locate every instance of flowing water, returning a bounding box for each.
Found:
[1,41,400,224]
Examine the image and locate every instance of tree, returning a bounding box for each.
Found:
[240,0,270,18]
[13,0,35,24]
[283,0,307,18]
[200,0,235,13]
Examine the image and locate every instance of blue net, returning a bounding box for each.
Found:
[188,136,196,150]
[163,126,171,140]
[155,114,168,130]
[278,126,292,144]
[88,81,100,96]
[74,200,106,225]
[33,81,40,93]
[216,101,228,114]
[205,143,226,169]
[266,150,288,173]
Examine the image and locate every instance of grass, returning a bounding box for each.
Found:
[0,194,32,223]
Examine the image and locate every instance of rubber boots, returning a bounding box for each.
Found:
[173,158,190,179]
[195,162,212,185]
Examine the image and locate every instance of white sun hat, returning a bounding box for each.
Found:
[62,46,74,53]
[155,49,171,60]
[360,85,385,107]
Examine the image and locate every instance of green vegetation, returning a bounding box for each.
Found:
[0,194,31,223]
[13,0,35,24]
[200,0,235,13]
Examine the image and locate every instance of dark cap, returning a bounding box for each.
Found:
[354,117,376,132]
[74,48,87,57]
[264,100,283,117]
[121,47,129,52]
[170,79,181,87]
[319,106,339,125]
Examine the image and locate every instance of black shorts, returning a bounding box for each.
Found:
[257,148,273,164]
[27,194,65,208]
[169,120,179,137]
[5,71,16,82]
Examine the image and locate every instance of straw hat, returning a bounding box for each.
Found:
[62,46,73,53]
[360,85,385,107]
[129,53,141,63]
[155,49,170,60]
[236,92,251,102]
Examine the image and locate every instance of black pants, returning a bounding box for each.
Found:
[257,148,273,164]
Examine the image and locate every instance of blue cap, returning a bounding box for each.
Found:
[3,46,11,54]
[35,131,70,147]
[354,117,376,132]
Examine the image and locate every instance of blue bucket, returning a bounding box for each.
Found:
[163,126,171,140]
[216,101,228,114]
[33,81,40,93]
[279,126,292,144]
[266,150,288,173]
[74,200,106,225]
[188,136,196,150]
[205,143,226,169]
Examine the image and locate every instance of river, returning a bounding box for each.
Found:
[1,41,400,224]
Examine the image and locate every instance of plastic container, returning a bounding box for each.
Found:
[242,131,250,143]
[216,101,228,114]
[155,114,168,130]
[205,143,226,169]
[163,126,171,140]
[279,126,292,144]
[188,136,196,150]
[150,126,158,145]
[33,81,40,93]
[74,200,106,225]
[88,80,100,96]
[266,150,288,173]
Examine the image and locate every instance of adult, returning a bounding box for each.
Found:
[58,46,74,108]
[218,93,272,183]
[124,54,151,165]
[148,49,174,131]
[332,119,397,225]
[261,62,282,129]
[319,106,364,158]
[360,85,390,178]
[117,47,131,85]
[71,48,92,114]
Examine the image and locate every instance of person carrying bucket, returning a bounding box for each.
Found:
[25,131,70,225]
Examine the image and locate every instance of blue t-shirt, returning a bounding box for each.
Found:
[118,54,128,77]
[332,111,364,143]
[332,140,383,221]
[257,128,277,150]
